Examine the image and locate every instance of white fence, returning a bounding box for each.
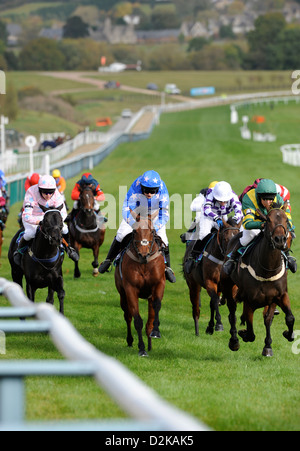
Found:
[0,130,117,176]
[0,278,208,431]
[280,144,300,166]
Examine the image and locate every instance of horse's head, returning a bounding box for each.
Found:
[130,209,158,262]
[40,209,63,246]
[80,187,94,216]
[218,217,242,256]
[263,206,290,251]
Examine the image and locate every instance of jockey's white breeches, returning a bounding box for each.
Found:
[198,214,228,241]
[116,219,168,246]
[240,227,261,247]
[23,221,68,241]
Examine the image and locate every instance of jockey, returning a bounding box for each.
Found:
[181,180,219,243]
[0,169,9,211]
[52,169,66,195]
[52,168,68,210]
[24,173,40,192]
[13,175,79,266]
[185,181,243,274]
[223,178,296,275]
[240,178,292,210]
[67,172,105,222]
[98,170,176,283]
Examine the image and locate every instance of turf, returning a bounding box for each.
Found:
[0,101,299,431]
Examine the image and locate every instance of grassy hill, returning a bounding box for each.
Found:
[0,99,299,430]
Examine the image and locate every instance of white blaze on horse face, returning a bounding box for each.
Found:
[141,239,149,246]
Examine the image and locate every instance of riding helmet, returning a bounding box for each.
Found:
[212,181,232,202]
[255,179,277,200]
[140,170,161,189]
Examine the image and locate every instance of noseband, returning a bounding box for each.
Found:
[132,230,157,264]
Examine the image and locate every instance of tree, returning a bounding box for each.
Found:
[246,12,286,69]
[3,82,18,121]
[63,16,89,39]
[19,38,65,70]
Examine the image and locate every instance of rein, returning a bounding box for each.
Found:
[204,225,240,265]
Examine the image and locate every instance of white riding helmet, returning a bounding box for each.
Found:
[212,181,232,202]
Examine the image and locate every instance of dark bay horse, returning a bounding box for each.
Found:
[221,207,295,357]
[115,211,166,357]
[69,186,105,278]
[183,218,241,336]
[8,208,65,314]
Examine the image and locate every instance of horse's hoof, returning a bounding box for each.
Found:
[215,323,224,332]
[283,330,294,342]
[150,330,161,339]
[229,338,240,351]
[93,269,99,277]
[205,326,214,335]
[262,347,273,357]
[138,350,148,357]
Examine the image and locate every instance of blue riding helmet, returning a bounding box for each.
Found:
[140,170,161,189]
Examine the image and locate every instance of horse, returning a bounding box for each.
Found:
[115,210,166,357]
[8,208,65,314]
[183,218,241,336]
[0,204,8,258]
[69,186,106,278]
[221,206,295,357]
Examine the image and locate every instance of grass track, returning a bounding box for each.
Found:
[0,102,300,431]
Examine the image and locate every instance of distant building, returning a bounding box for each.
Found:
[89,18,137,44]
[39,27,63,41]
[6,23,22,46]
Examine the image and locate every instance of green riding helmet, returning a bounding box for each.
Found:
[255,179,277,200]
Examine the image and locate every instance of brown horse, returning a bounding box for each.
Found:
[115,211,166,357]
[221,207,295,357]
[183,218,241,336]
[69,186,105,278]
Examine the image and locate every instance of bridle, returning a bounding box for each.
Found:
[265,209,289,250]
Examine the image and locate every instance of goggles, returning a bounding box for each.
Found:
[142,186,159,195]
[40,188,55,196]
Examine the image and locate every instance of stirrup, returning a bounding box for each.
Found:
[223,258,236,275]
[98,259,112,274]
[287,256,297,273]
[165,267,176,283]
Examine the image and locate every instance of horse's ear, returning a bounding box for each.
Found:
[150,210,159,221]
[56,204,63,211]
[130,208,140,222]
[282,201,288,212]
[38,203,48,213]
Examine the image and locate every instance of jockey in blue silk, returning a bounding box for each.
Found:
[99,170,176,283]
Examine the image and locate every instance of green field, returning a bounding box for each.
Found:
[1,100,300,431]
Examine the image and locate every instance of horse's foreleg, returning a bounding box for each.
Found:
[187,278,201,336]
[227,294,239,352]
[262,303,276,357]
[92,245,100,277]
[120,291,133,348]
[46,288,55,306]
[74,242,81,278]
[279,292,295,342]
[206,281,223,335]
[238,303,256,343]
[147,295,162,351]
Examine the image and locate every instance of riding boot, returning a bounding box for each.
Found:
[13,236,31,266]
[223,241,241,275]
[62,233,79,262]
[98,237,122,273]
[163,246,176,283]
[180,220,197,243]
[285,251,297,273]
[184,238,205,274]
